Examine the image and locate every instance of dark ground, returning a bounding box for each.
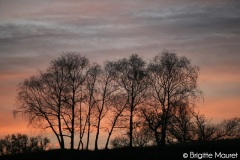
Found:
[1,138,239,160]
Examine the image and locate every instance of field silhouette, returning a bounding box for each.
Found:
[1,138,239,160]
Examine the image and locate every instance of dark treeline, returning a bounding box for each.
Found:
[15,50,240,151]
[1,138,240,160]
[0,134,50,156]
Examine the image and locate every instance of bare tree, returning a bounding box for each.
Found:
[132,122,154,147]
[192,112,240,141]
[145,50,201,146]
[17,74,66,149]
[141,99,162,146]
[112,54,149,147]
[170,107,240,142]
[215,117,240,139]
[93,62,119,150]
[55,53,89,150]
[84,63,101,150]
[168,103,195,142]
[110,122,153,148]
[17,53,89,150]
[193,113,215,141]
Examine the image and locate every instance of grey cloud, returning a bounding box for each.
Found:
[1,0,240,70]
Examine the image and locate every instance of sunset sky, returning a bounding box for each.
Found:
[0,0,240,148]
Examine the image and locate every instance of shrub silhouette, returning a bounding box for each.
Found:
[0,133,50,156]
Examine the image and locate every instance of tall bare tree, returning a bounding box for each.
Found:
[93,62,119,150]
[53,53,89,150]
[85,63,101,150]
[17,74,66,149]
[112,54,149,147]
[145,50,201,146]
[17,53,89,150]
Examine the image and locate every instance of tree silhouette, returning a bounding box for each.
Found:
[168,103,195,142]
[84,63,101,150]
[17,74,65,148]
[57,53,89,150]
[0,134,50,156]
[192,112,240,141]
[17,53,89,150]
[143,50,201,146]
[111,54,149,147]
[93,62,119,150]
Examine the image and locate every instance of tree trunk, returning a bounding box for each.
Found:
[77,95,85,150]
[105,131,112,150]
[160,129,166,146]
[71,108,75,150]
[154,130,160,147]
[58,114,65,149]
[86,114,91,150]
[161,121,167,146]
[94,117,101,150]
[58,99,65,149]
[129,108,133,147]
